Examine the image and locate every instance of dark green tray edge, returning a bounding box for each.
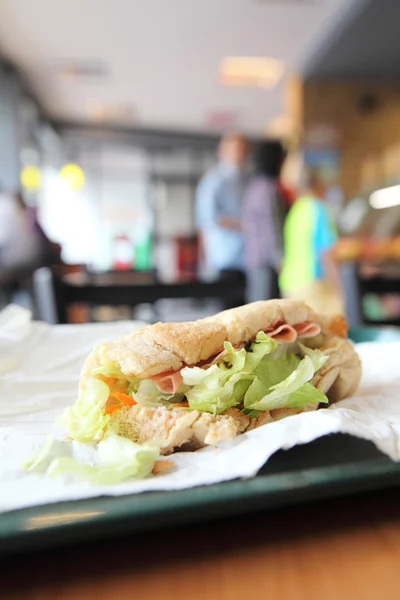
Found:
[1,456,400,556]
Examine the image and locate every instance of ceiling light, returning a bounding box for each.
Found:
[60,164,85,191]
[20,166,41,191]
[369,185,400,209]
[219,56,284,89]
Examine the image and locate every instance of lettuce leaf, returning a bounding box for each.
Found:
[91,364,127,379]
[61,377,110,443]
[186,377,252,415]
[282,382,329,409]
[244,332,279,372]
[48,433,159,485]
[24,430,160,485]
[23,436,66,472]
[245,348,328,411]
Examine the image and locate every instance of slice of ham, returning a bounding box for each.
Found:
[293,321,321,338]
[150,370,183,394]
[266,324,298,343]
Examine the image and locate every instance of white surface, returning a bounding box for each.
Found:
[1,305,400,514]
[0,0,353,133]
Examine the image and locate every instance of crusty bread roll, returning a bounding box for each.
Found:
[78,300,361,454]
[311,334,362,403]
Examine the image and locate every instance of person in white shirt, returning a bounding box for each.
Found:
[195,134,248,277]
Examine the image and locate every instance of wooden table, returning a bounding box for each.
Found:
[4,487,400,599]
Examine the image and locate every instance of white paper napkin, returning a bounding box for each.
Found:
[1,306,399,514]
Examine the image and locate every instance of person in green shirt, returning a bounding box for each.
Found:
[279,171,343,315]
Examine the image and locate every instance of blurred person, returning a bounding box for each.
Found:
[195,133,248,279]
[13,191,63,266]
[0,191,62,307]
[279,171,343,315]
[0,191,42,271]
[242,140,287,302]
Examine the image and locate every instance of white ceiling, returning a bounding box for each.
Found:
[0,0,353,134]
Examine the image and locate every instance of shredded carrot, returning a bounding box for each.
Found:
[173,401,189,408]
[95,375,118,386]
[104,404,123,415]
[152,460,174,475]
[112,392,137,406]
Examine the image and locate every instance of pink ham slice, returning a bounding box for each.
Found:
[293,321,321,338]
[150,370,183,394]
[266,324,298,343]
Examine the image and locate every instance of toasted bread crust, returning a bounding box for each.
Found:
[106,320,226,378]
[204,299,347,345]
[81,300,349,380]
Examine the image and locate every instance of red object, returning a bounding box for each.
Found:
[278,181,296,211]
[113,235,133,271]
[176,236,198,281]
[206,110,236,129]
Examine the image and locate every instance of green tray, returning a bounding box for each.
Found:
[1,434,400,556]
[349,325,400,343]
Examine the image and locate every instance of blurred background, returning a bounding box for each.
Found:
[1,0,400,326]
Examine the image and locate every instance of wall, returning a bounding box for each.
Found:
[303,82,400,198]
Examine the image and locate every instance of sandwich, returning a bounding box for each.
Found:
[64,300,362,456]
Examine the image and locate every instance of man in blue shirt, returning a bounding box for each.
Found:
[196,133,248,276]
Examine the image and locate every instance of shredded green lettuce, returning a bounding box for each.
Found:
[181,334,278,415]
[48,433,159,485]
[61,377,110,443]
[182,332,328,415]
[24,429,160,485]
[244,332,279,372]
[23,436,64,472]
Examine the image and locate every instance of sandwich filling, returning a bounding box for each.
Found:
[63,321,332,445]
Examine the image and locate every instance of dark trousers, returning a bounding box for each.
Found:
[246,266,280,303]
[219,269,246,309]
